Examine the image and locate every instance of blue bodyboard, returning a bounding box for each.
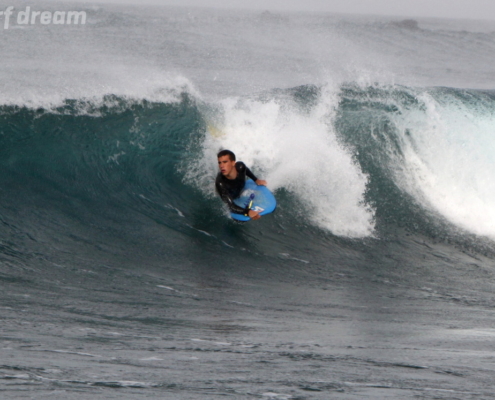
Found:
[231,179,277,222]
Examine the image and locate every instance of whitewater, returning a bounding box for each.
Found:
[1,2,495,399]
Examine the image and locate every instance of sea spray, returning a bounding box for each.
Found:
[187,84,375,237]
[390,89,495,239]
[336,84,495,240]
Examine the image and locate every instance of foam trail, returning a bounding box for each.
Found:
[190,85,375,237]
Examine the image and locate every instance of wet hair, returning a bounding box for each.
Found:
[217,149,236,161]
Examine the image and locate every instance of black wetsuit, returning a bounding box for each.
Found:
[215,162,258,215]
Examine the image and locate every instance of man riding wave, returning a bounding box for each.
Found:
[215,150,267,220]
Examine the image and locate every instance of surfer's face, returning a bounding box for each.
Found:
[218,155,236,177]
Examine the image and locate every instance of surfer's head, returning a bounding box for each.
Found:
[217,149,236,161]
[217,149,236,177]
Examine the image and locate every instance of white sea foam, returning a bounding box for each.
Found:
[189,84,375,237]
[388,89,495,239]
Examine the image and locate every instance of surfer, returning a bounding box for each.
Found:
[216,150,267,220]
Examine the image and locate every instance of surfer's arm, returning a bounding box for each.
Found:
[237,162,259,182]
[215,180,251,215]
[237,162,266,186]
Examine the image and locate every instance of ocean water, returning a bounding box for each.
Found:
[1,2,495,399]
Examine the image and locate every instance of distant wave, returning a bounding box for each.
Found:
[389,19,419,30]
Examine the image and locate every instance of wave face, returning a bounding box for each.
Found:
[1,84,494,250]
[2,5,494,245]
[0,95,202,244]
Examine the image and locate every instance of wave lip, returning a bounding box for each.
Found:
[338,84,495,241]
[397,89,495,239]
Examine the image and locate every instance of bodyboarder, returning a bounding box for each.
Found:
[215,149,267,220]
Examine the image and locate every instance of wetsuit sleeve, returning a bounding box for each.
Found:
[215,177,250,215]
[245,166,258,182]
[236,162,259,182]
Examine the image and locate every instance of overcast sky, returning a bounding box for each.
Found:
[59,0,495,21]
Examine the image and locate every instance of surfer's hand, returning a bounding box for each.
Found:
[256,179,267,186]
[248,209,261,220]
